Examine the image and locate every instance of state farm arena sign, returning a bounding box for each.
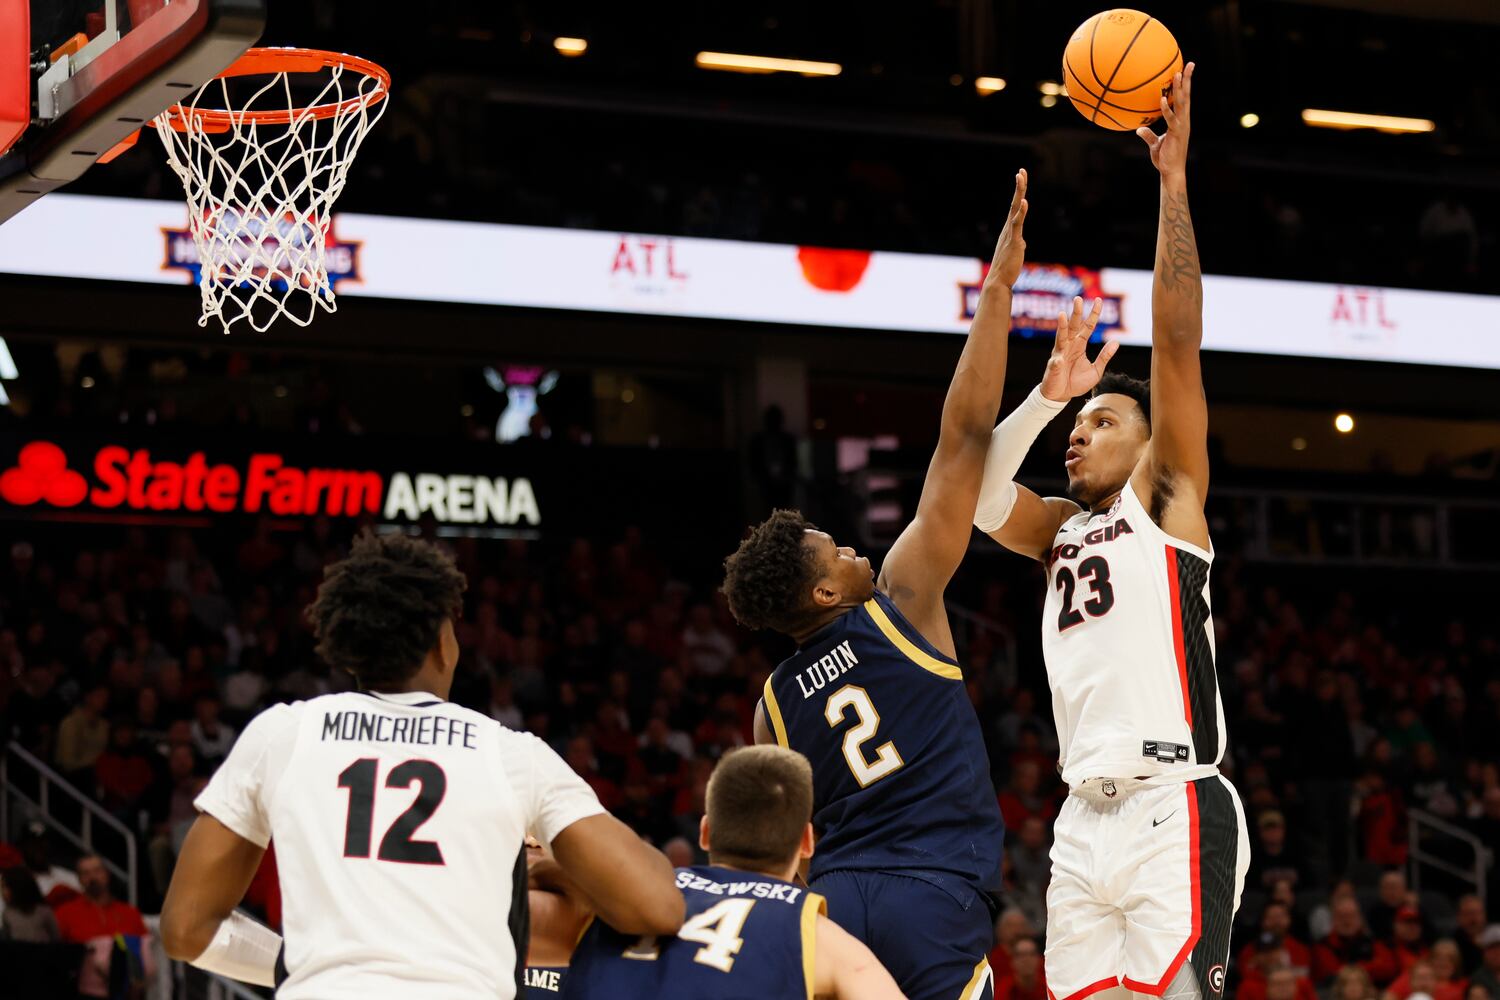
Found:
[0,439,540,528]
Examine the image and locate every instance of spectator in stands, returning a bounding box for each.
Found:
[0,867,59,942]
[1391,906,1432,971]
[994,935,1046,1000]
[989,908,1035,984]
[1356,765,1409,866]
[54,854,155,999]
[1241,902,1314,977]
[1252,966,1319,1000]
[94,718,156,820]
[1383,958,1454,1000]
[1335,965,1380,1000]
[54,685,110,783]
[997,760,1057,830]
[1455,897,1488,974]
[1370,870,1415,940]
[188,694,236,765]
[680,603,735,684]
[1430,940,1472,1000]
[1470,927,1500,998]
[1315,896,1400,986]
[1247,810,1307,892]
[18,827,81,907]
[147,743,206,896]
[1007,816,1051,918]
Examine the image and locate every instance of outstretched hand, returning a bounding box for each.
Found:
[1137,62,1193,177]
[1039,296,1116,402]
[987,169,1029,288]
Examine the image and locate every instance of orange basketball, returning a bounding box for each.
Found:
[1063,10,1182,131]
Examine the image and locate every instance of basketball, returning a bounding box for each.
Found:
[1063,9,1183,131]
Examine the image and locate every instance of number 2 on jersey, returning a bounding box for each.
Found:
[338,758,447,865]
[1056,556,1115,631]
[825,685,903,788]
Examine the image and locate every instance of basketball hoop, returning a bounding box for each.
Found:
[151,47,390,333]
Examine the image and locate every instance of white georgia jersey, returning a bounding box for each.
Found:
[1040,481,1226,788]
[195,690,605,1000]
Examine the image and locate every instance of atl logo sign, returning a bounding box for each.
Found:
[0,441,540,526]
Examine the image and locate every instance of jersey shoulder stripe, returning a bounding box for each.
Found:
[762,676,790,748]
[861,597,961,680]
[799,891,824,1000]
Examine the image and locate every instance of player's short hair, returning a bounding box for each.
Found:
[705,746,813,871]
[1093,372,1151,431]
[306,531,467,690]
[721,509,820,635]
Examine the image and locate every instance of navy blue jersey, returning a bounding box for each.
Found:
[763,591,1004,894]
[561,866,821,1000]
[523,967,566,997]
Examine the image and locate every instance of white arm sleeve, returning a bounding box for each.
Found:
[189,910,282,987]
[974,384,1068,532]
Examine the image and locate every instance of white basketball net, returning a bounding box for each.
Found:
[153,56,388,334]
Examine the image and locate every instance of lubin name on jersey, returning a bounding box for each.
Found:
[792,640,859,700]
[321,710,479,749]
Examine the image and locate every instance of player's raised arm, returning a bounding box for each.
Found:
[975,296,1111,560]
[1133,62,1211,545]
[877,169,1028,651]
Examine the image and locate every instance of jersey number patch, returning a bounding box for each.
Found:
[624,899,756,972]
[337,758,447,865]
[824,685,903,788]
[1055,556,1115,631]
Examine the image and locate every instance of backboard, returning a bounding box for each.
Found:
[0,0,265,225]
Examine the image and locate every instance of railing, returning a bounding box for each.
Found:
[946,599,1019,688]
[1,741,138,907]
[1408,808,1489,907]
[145,916,270,1000]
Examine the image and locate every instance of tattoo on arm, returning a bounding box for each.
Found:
[1158,190,1202,305]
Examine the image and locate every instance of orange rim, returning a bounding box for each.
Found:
[155,47,390,133]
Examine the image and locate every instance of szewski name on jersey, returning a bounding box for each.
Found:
[676,868,807,904]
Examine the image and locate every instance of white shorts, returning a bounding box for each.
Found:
[1044,774,1249,1000]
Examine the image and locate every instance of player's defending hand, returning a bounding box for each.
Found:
[986,169,1029,289]
[1137,61,1194,177]
[1039,296,1114,403]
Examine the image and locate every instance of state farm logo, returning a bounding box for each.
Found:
[0,442,88,507]
[0,441,540,526]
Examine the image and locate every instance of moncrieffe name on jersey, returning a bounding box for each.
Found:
[320,710,479,748]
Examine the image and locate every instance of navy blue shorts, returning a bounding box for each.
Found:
[812,869,996,1000]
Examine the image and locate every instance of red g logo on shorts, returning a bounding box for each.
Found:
[0,442,88,507]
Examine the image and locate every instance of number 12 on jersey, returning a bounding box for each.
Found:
[338,758,447,865]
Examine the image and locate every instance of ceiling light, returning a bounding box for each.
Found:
[1040,94,1058,108]
[1240,112,1260,128]
[975,76,1007,95]
[1301,109,1434,134]
[1038,81,1066,97]
[553,37,588,57]
[1334,413,1355,433]
[695,52,841,76]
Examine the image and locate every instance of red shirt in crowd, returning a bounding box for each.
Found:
[1238,938,1314,976]
[1312,934,1399,986]
[54,895,149,943]
[1238,974,1319,1000]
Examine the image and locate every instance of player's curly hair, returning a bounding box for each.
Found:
[721,508,820,635]
[1093,371,1151,431]
[306,531,467,690]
